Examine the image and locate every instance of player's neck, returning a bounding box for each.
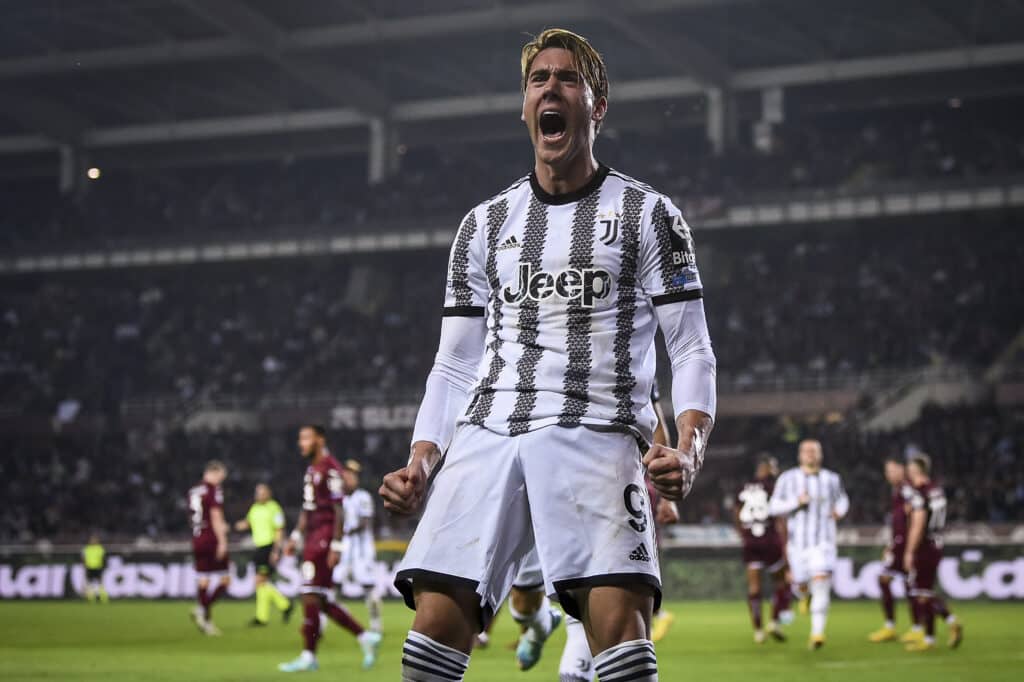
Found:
[532,152,599,198]
[800,465,820,475]
[312,449,326,465]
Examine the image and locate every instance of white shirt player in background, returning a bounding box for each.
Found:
[338,459,382,633]
[380,28,716,682]
[769,439,849,650]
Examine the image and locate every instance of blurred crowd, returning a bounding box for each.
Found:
[2,403,1021,543]
[2,212,1020,417]
[2,97,1023,250]
[2,95,1023,545]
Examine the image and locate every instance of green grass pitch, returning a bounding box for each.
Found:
[1,599,1020,681]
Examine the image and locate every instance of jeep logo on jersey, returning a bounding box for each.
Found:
[501,263,612,308]
[665,214,696,267]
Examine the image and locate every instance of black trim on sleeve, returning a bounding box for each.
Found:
[651,288,703,306]
[442,305,485,317]
[552,572,662,620]
[529,163,610,206]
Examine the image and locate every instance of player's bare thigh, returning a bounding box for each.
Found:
[574,584,655,653]
[410,580,483,655]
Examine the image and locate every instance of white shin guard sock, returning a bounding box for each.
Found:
[558,616,595,682]
[593,639,657,682]
[810,578,831,637]
[402,631,470,682]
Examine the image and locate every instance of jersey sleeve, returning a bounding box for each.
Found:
[443,208,489,317]
[327,467,345,503]
[357,491,374,520]
[639,195,704,305]
[210,485,224,509]
[271,502,285,529]
[909,486,927,510]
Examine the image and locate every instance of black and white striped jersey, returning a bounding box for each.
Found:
[442,164,705,445]
[770,467,849,549]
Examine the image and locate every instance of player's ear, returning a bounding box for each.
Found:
[592,96,607,126]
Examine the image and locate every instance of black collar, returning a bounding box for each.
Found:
[529,163,610,206]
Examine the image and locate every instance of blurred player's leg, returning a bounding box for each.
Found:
[191,577,211,633]
[869,573,898,642]
[366,585,384,633]
[808,575,830,650]
[930,595,963,647]
[202,575,230,634]
[745,566,765,643]
[475,603,500,649]
[509,549,562,671]
[901,597,924,642]
[767,565,788,641]
[559,615,595,682]
[905,594,936,652]
[509,585,562,670]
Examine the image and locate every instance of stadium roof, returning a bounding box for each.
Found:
[1,0,1024,172]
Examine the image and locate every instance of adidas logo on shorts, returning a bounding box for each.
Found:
[628,543,651,562]
[498,235,521,251]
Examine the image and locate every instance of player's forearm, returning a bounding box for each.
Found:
[834,492,850,519]
[292,510,308,540]
[657,299,717,422]
[769,495,800,516]
[273,528,284,549]
[331,505,344,542]
[675,409,713,474]
[411,316,486,451]
[651,400,669,447]
[906,511,926,554]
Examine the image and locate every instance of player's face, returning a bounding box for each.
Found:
[907,461,925,485]
[255,484,270,502]
[341,468,358,493]
[884,461,905,486]
[755,461,771,479]
[798,441,822,470]
[522,47,606,169]
[297,428,320,459]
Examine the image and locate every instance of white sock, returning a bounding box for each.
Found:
[300,650,316,663]
[946,614,958,624]
[884,619,894,629]
[509,594,554,642]
[402,631,470,682]
[911,624,923,632]
[366,589,383,632]
[593,639,657,682]
[810,579,830,637]
[558,616,595,682]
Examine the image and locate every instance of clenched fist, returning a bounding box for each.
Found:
[379,441,440,515]
[644,410,713,501]
[644,444,696,501]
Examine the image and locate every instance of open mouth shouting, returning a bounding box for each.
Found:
[538,109,568,144]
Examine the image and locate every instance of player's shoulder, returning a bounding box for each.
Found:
[323,454,344,472]
[476,174,531,209]
[604,167,678,210]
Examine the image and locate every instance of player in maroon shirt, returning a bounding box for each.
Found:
[188,460,230,636]
[869,456,918,643]
[278,425,381,673]
[735,455,789,644]
[904,453,963,651]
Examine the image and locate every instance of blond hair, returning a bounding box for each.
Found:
[521,28,608,109]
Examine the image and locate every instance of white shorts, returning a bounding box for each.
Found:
[513,547,544,591]
[787,543,837,585]
[395,424,661,622]
[336,537,378,587]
